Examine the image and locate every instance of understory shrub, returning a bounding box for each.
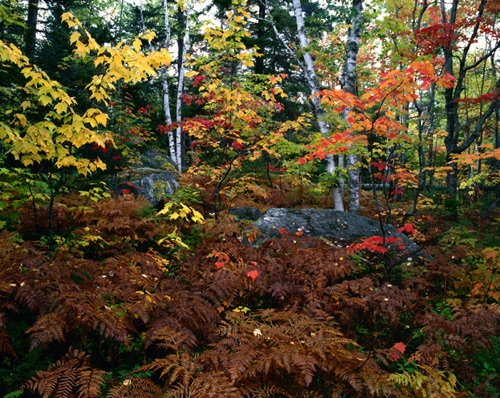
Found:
[0,195,498,397]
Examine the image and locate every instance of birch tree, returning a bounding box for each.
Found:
[161,0,194,174]
[174,0,193,174]
[266,0,345,210]
[341,0,363,212]
[162,0,177,169]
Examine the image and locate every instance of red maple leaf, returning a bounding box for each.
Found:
[393,342,406,354]
[370,160,388,172]
[387,342,406,362]
[247,269,259,281]
[397,223,416,234]
[231,141,244,151]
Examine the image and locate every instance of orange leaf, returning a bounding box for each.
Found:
[397,223,416,234]
[393,342,406,354]
[247,269,259,281]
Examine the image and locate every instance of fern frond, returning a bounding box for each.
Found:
[145,323,198,351]
[96,310,131,346]
[389,364,460,398]
[106,377,163,398]
[0,312,15,356]
[15,281,46,313]
[25,367,60,398]
[26,312,66,350]
[199,268,244,305]
[188,371,242,398]
[168,290,221,338]
[76,369,107,398]
[58,368,79,398]
[24,349,106,398]
[138,353,197,388]
[162,371,241,398]
[227,342,259,382]
[240,384,295,398]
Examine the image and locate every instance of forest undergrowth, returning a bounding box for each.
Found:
[0,182,499,398]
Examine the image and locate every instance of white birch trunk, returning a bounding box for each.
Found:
[174,0,193,175]
[162,0,177,170]
[291,0,328,136]
[342,0,363,212]
[290,0,344,210]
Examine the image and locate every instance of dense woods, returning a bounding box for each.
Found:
[0,0,499,396]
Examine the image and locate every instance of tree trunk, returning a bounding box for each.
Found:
[439,0,498,199]
[290,0,327,135]
[266,0,344,209]
[341,0,363,212]
[162,0,179,171]
[290,0,344,210]
[174,0,192,174]
[25,0,39,60]
[255,0,266,75]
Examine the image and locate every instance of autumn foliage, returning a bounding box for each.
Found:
[0,192,498,397]
[1,1,499,397]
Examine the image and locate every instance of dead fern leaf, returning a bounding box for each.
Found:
[76,369,107,398]
[106,377,163,398]
[26,312,66,350]
[24,349,106,398]
[137,353,197,389]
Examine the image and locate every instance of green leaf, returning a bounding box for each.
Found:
[3,391,24,398]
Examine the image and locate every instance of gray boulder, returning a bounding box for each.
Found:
[139,148,177,170]
[254,208,419,253]
[117,149,179,206]
[229,206,262,221]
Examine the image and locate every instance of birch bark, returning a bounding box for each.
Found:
[289,0,344,210]
[341,0,363,212]
[174,0,193,174]
[162,0,177,170]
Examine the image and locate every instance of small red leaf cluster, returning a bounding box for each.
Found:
[350,235,405,254]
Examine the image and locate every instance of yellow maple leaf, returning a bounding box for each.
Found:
[94,112,108,126]
[69,31,81,44]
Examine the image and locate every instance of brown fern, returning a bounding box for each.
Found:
[26,312,67,350]
[106,377,163,398]
[24,349,106,398]
[0,312,15,357]
[200,309,375,395]
[138,352,197,389]
[165,371,242,398]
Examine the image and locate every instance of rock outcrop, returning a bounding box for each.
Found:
[229,206,262,221]
[253,207,419,253]
[117,148,179,206]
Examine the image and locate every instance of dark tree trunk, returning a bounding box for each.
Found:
[25,0,39,60]
[254,0,266,74]
[439,0,498,199]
